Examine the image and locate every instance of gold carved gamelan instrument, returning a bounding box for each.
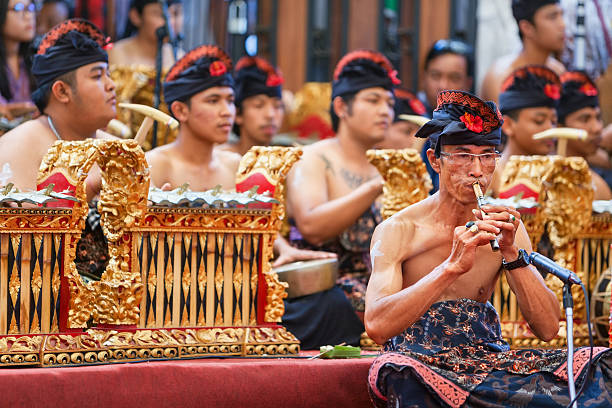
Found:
[0,131,302,366]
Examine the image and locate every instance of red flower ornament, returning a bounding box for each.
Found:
[460,112,484,133]
[579,83,598,96]
[209,61,227,77]
[389,70,401,85]
[409,98,427,116]
[266,74,284,87]
[543,84,560,100]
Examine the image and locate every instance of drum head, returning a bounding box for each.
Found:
[274,258,339,298]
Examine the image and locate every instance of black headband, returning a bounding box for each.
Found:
[558,73,599,121]
[234,64,282,107]
[415,91,502,155]
[32,30,108,100]
[163,57,234,107]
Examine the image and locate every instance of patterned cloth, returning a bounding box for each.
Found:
[289,203,382,312]
[369,298,612,407]
[75,204,108,281]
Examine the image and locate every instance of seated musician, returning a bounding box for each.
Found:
[375,88,427,150]
[366,90,612,407]
[489,65,560,196]
[0,19,115,193]
[558,71,612,200]
[218,55,285,156]
[283,50,395,348]
[145,45,240,191]
[217,55,336,267]
[0,19,116,280]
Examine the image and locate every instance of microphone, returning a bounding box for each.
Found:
[528,252,582,285]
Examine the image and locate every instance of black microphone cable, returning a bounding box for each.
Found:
[566,281,594,407]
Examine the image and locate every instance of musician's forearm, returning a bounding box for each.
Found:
[506,266,560,341]
[294,181,380,245]
[365,263,457,344]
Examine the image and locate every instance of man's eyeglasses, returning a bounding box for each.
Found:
[8,2,36,14]
[439,151,500,168]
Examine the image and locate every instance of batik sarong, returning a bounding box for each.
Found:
[369,298,612,407]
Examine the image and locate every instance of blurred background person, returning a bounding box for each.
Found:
[36,0,69,36]
[418,38,474,117]
[558,71,612,199]
[376,88,427,150]
[0,0,36,123]
[481,0,566,102]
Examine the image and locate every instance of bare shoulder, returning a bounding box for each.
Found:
[215,148,241,172]
[145,144,174,169]
[546,57,566,75]
[0,119,53,155]
[481,55,517,100]
[372,200,427,258]
[299,139,338,167]
[108,38,135,62]
[591,169,612,200]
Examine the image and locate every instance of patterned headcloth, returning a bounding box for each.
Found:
[331,49,400,100]
[234,56,283,108]
[498,65,561,115]
[163,45,234,108]
[415,90,503,156]
[32,19,109,99]
[512,0,559,23]
[558,71,599,122]
[393,88,427,123]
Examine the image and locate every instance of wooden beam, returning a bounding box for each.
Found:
[276,0,307,92]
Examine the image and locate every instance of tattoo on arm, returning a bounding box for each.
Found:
[340,168,372,189]
[319,154,335,175]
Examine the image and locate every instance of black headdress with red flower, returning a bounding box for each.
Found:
[32,19,109,105]
[393,89,427,122]
[234,56,283,108]
[558,71,599,122]
[163,45,234,109]
[331,50,400,101]
[498,65,561,115]
[414,90,503,156]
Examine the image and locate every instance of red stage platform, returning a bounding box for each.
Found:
[0,353,375,408]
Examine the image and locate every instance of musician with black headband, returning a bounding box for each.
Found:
[375,88,428,151]
[283,50,396,349]
[219,55,285,156]
[366,90,612,407]
[481,0,566,103]
[0,18,116,194]
[217,55,337,268]
[490,65,561,197]
[145,45,241,191]
[558,71,612,200]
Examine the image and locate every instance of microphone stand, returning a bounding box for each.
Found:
[152,1,176,149]
[563,283,577,408]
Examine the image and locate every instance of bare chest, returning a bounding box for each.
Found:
[167,162,235,191]
[401,226,503,302]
